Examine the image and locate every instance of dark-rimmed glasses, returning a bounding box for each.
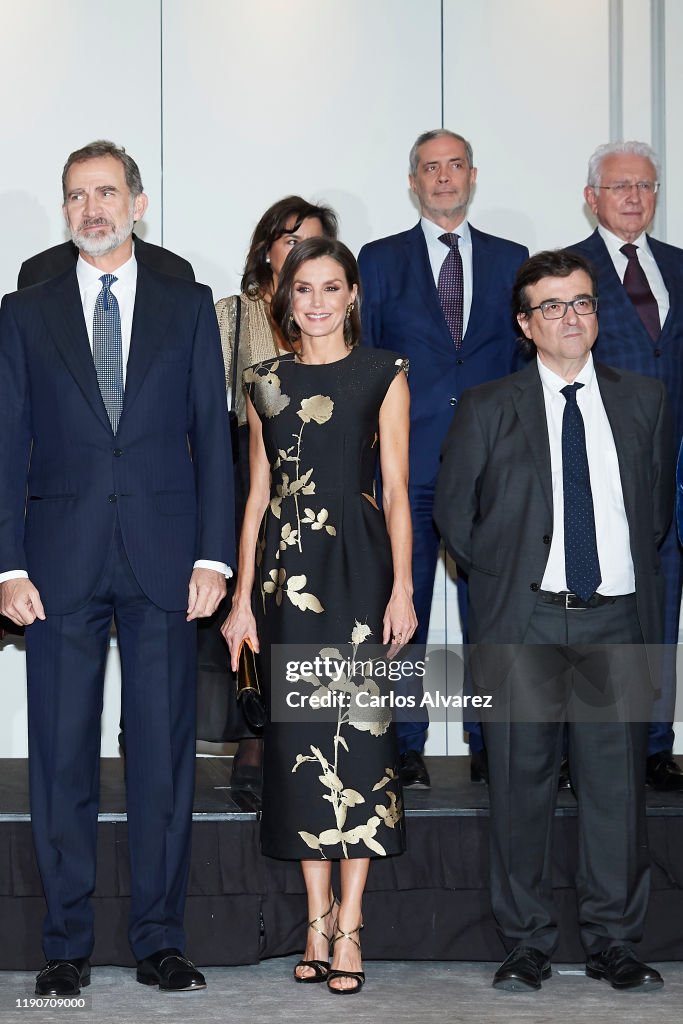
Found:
[525,297,598,320]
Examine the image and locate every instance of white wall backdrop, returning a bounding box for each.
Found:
[0,0,680,756]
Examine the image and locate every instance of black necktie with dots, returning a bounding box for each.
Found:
[560,382,601,601]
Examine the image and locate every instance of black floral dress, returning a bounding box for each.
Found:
[244,347,407,860]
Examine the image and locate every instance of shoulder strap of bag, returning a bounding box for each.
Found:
[230,295,242,410]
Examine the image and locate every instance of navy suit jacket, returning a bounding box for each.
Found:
[569,229,683,445]
[359,222,528,487]
[0,263,235,614]
[17,234,195,289]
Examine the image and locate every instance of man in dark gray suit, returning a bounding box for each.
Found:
[435,250,671,993]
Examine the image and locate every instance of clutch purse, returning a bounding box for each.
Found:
[236,637,267,730]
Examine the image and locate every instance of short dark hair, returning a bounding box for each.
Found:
[271,237,362,348]
[513,249,599,357]
[241,196,338,299]
[409,129,474,174]
[62,140,143,201]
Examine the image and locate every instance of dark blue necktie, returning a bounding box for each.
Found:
[93,274,124,433]
[561,382,601,601]
[438,232,464,348]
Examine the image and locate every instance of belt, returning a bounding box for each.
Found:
[537,590,624,610]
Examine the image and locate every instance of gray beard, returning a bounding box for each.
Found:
[71,209,135,257]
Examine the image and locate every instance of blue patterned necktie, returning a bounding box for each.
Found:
[93,274,124,433]
[561,382,601,601]
[438,232,464,348]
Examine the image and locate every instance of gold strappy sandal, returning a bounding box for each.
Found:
[293,897,339,983]
[327,923,365,994]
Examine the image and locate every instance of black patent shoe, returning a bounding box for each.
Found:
[586,946,664,990]
[646,752,683,792]
[470,749,489,784]
[35,958,90,996]
[136,948,206,991]
[492,947,551,992]
[399,750,431,789]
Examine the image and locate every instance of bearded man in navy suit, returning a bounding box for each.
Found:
[0,141,234,994]
[569,141,683,791]
[359,129,528,786]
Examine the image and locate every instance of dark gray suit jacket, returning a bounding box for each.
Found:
[433,359,674,646]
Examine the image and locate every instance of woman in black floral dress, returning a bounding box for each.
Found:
[223,238,416,993]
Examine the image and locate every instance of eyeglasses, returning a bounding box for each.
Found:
[525,297,598,320]
[597,181,659,195]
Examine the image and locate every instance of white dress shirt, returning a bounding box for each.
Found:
[598,224,669,329]
[538,353,635,595]
[77,253,137,382]
[421,216,473,335]
[0,252,230,584]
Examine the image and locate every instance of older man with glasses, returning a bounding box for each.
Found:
[569,141,683,792]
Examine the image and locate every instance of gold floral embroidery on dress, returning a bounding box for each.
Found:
[243,360,290,418]
[362,480,379,511]
[260,385,337,613]
[262,568,323,613]
[290,624,403,858]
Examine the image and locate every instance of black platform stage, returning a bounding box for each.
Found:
[1,755,682,969]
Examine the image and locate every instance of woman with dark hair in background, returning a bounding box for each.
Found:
[223,238,414,992]
[196,198,338,796]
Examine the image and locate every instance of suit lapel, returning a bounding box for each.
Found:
[594,362,639,520]
[404,224,454,351]
[122,262,177,420]
[511,363,553,514]
[462,225,486,347]
[648,236,680,344]
[41,270,112,432]
[587,230,661,348]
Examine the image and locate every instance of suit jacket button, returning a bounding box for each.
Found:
[108,493,117,503]
[450,397,457,406]
[113,448,123,457]
[456,359,464,365]
[530,582,539,591]
[543,535,551,544]
[654,349,662,357]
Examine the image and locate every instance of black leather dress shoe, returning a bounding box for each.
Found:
[136,949,206,991]
[586,946,663,990]
[492,947,551,991]
[35,958,90,996]
[399,750,431,789]
[646,751,683,791]
[470,748,489,784]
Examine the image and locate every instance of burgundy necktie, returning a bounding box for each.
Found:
[438,233,464,348]
[620,243,660,342]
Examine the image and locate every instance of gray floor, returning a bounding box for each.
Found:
[1,959,682,1024]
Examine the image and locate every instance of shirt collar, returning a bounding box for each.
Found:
[421,216,471,248]
[76,250,138,292]
[537,350,595,395]
[597,223,652,259]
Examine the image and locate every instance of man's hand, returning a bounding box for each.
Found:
[0,578,45,626]
[186,567,226,621]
